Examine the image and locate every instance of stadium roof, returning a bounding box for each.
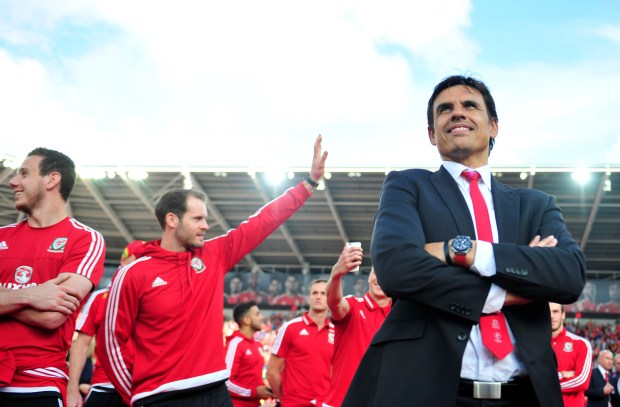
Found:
[1,163,618,280]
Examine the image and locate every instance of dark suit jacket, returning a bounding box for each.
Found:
[586,368,612,407]
[610,371,620,407]
[343,167,586,407]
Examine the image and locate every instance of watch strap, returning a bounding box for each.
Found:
[304,175,319,188]
[444,240,454,266]
[453,251,468,267]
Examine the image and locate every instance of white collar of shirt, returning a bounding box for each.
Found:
[442,161,492,192]
[598,365,610,378]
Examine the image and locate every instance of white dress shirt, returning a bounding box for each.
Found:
[442,161,527,382]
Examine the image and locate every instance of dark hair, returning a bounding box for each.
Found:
[426,75,498,153]
[154,189,206,229]
[233,301,258,325]
[27,147,76,201]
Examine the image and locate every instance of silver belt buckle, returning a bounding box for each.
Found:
[473,381,501,399]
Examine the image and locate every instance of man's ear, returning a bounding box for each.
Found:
[165,212,179,229]
[428,126,437,146]
[490,118,499,140]
[46,171,62,192]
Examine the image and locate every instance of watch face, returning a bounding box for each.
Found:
[452,235,472,254]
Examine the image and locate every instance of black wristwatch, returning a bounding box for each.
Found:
[450,235,472,267]
[304,174,319,188]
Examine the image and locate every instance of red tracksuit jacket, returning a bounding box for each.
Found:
[100,182,311,405]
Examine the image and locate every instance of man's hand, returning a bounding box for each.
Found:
[307,135,328,185]
[257,385,275,400]
[560,370,575,379]
[66,385,84,407]
[23,273,80,314]
[332,244,363,278]
[528,235,557,248]
[605,382,614,395]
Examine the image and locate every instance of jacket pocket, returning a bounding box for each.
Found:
[371,319,426,345]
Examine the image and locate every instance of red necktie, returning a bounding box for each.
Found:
[462,170,514,360]
[606,372,609,382]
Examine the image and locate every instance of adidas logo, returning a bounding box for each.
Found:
[152,277,167,288]
[299,328,309,336]
[245,349,253,356]
[0,241,7,250]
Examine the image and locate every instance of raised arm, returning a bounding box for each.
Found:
[327,244,363,320]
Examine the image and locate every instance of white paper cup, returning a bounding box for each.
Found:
[347,242,362,272]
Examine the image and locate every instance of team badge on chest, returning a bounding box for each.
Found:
[48,237,68,253]
[191,257,206,273]
[15,266,33,284]
[564,342,573,352]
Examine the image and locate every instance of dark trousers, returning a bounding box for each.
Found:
[456,387,540,407]
[85,388,127,407]
[136,382,233,407]
[0,395,62,407]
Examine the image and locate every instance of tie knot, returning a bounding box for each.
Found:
[462,170,481,182]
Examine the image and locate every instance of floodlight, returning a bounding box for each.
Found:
[265,171,285,186]
[571,168,591,185]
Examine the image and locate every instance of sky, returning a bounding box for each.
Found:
[0,0,619,172]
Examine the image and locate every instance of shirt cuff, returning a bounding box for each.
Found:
[482,284,506,314]
[471,240,496,277]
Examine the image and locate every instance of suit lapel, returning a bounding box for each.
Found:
[491,178,519,244]
[430,167,476,237]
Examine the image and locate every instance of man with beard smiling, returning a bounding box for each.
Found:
[0,147,105,406]
[343,76,586,407]
[101,136,327,407]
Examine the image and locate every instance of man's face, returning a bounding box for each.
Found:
[174,196,209,249]
[308,281,327,312]
[600,351,614,371]
[9,155,47,215]
[368,270,387,300]
[583,281,596,301]
[229,277,242,293]
[427,85,498,167]
[354,278,366,294]
[269,279,281,295]
[285,276,298,293]
[248,272,259,289]
[247,305,264,332]
[549,302,564,333]
[615,356,620,372]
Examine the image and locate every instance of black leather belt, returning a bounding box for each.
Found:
[458,377,533,400]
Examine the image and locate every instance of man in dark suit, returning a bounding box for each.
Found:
[586,350,614,407]
[342,75,586,407]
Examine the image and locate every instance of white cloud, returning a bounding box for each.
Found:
[0,0,617,171]
[595,24,620,44]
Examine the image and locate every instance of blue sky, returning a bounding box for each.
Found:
[0,0,619,172]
